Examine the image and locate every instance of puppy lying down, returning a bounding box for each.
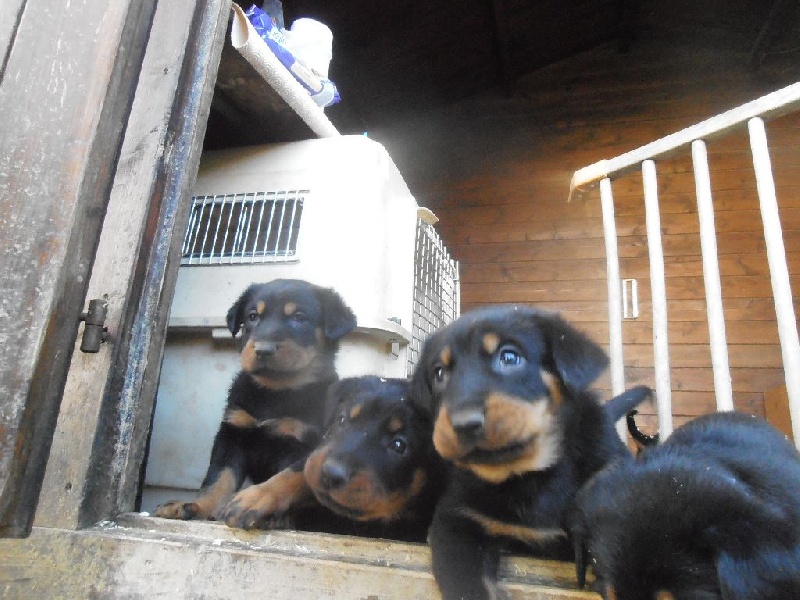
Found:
[571,411,800,600]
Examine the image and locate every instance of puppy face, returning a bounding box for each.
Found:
[226,279,356,388]
[412,305,607,483]
[304,377,433,522]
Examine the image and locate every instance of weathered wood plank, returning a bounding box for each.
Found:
[0,515,599,599]
[0,0,24,73]
[0,0,157,538]
[33,0,227,530]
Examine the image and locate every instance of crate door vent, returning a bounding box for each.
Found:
[181,190,305,265]
[408,218,460,375]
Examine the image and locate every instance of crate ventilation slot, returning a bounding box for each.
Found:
[181,190,305,265]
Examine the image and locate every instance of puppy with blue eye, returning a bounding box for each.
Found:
[411,305,650,600]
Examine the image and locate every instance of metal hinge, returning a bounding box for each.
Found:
[79,298,109,353]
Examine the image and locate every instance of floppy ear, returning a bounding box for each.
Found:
[697,475,798,599]
[318,287,357,341]
[716,549,800,600]
[409,338,439,418]
[322,378,361,426]
[226,284,257,337]
[537,312,608,393]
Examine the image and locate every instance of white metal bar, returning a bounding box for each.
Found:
[570,81,800,199]
[600,178,627,440]
[642,160,673,437]
[218,194,235,265]
[230,193,249,263]
[197,194,216,265]
[182,201,200,265]
[252,192,267,261]
[237,192,256,263]
[284,193,301,260]
[276,193,290,261]
[691,140,734,412]
[748,117,800,448]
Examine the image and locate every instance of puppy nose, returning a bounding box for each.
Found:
[451,409,485,445]
[320,458,350,490]
[253,341,277,357]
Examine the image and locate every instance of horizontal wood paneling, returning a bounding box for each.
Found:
[380,41,800,426]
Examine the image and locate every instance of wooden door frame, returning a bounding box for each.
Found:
[0,0,230,537]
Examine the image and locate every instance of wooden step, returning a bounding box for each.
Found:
[0,513,599,599]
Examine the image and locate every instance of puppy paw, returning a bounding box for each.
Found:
[155,500,201,520]
[217,484,286,530]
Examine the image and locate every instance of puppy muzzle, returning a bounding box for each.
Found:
[450,408,486,448]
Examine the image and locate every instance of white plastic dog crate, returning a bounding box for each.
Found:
[142,135,459,509]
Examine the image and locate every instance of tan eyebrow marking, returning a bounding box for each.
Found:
[439,345,451,367]
[482,333,500,354]
[540,370,563,407]
[284,302,297,316]
[349,405,362,420]
[388,416,404,433]
[256,301,266,315]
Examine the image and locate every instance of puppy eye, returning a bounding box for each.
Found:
[291,311,309,323]
[432,365,449,388]
[496,346,524,370]
[247,311,259,322]
[389,436,408,455]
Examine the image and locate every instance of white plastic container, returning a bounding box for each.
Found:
[142,136,422,509]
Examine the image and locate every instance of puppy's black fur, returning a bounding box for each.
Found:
[411,305,650,600]
[156,278,356,528]
[571,411,800,600]
[215,376,445,541]
[299,376,445,541]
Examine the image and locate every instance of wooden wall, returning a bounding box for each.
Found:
[376,41,800,432]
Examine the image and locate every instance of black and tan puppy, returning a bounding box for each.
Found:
[155,278,357,527]
[571,411,800,600]
[411,304,649,600]
[301,376,445,541]
[218,376,445,541]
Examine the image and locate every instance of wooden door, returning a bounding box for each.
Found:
[0,0,230,537]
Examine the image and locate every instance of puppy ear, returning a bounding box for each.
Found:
[537,312,608,393]
[716,549,800,600]
[410,337,439,417]
[226,284,257,337]
[698,476,798,598]
[323,378,354,426]
[318,288,357,341]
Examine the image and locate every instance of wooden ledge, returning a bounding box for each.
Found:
[0,513,599,599]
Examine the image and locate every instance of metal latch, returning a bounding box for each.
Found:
[79,298,109,353]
